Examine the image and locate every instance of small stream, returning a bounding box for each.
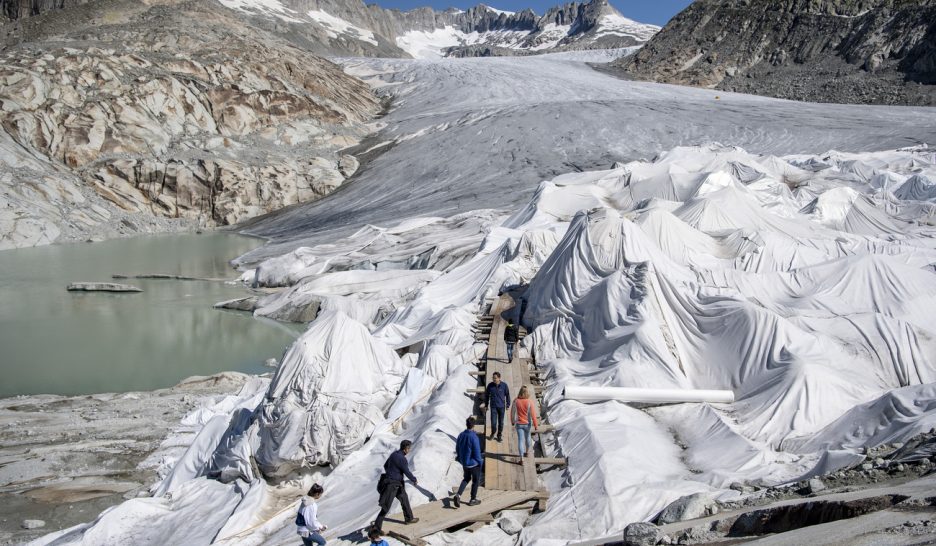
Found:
[0,232,301,398]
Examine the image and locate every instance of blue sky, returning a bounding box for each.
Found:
[369,0,694,26]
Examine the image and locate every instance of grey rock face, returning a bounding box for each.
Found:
[0,0,379,249]
[656,492,718,524]
[623,522,661,546]
[613,0,936,106]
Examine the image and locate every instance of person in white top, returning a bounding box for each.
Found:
[296,483,327,546]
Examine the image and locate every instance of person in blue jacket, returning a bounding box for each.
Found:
[480,371,510,442]
[452,416,483,508]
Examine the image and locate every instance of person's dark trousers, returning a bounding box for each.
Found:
[506,342,515,362]
[375,480,413,530]
[301,532,326,546]
[490,406,505,439]
[456,465,481,500]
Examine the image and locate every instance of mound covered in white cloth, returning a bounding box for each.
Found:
[37,144,936,546]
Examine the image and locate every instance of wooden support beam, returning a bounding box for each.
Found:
[464,521,487,533]
[534,457,567,467]
[386,531,427,546]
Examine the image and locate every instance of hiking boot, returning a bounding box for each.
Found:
[467,499,481,506]
[405,517,420,524]
[453,495,461,508]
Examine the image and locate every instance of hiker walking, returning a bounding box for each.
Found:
[511,386,539,458]
[480,371,509,442]
[452,416,483,508]
[374,440,420,531]
[504,320,519,363]
[296,484,327,546]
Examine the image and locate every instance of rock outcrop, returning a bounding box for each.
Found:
[0,0,379,249]
[611,0,936,105]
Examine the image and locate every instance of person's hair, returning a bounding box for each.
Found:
[517,385,530,399]
[368,528,383,540]
[400,439,413,451]
[492,371,501,379]
[308,483,324,498]
[466,416,476,429]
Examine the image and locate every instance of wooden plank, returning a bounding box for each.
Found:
[521,454,537,491]
[381,490,539,539]
[534,457,567,466]
[386,530,426,546]
[464,521,487,533]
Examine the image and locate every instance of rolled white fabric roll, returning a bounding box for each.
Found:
[563,385,735,405]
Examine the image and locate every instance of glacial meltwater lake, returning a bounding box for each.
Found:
[0,233,302,398]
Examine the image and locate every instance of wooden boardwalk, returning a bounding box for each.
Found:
[381,294,559,546]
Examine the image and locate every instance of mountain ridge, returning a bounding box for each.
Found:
[609,0,936,106]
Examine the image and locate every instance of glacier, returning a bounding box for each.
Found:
[29,54,936,546]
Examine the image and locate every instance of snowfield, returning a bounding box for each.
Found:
[31,56,936,545]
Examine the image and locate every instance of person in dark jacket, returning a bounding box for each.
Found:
[452,416,483,508]
[480,372,510,442]
[504,320,519,363]
[374,440,419,531]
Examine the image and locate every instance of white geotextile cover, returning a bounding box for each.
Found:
[38,144,936,545]
[255,310,409,476]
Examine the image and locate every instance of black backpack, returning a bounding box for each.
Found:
[377,473,388,495]
[295,507,305,527]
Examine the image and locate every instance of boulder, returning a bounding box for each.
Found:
[497,510,526,535]
[623,522,661,546]
[656,492,717,524]
[806,478,826,494]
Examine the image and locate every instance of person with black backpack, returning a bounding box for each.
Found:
[296,483,327,545]
[504,320,519,363]
[374,439,419,532]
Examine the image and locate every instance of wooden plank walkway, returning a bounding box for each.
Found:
[381,489,542,546]
[380,293,554,545]
[481,294,544,492]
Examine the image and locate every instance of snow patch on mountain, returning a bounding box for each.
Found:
[307,9,378,45]
[484,4,515,16]
[216,0,302,23]
[595,13,660,40]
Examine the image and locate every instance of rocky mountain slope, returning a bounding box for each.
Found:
[611,0,936,105]
[0,0,380,249]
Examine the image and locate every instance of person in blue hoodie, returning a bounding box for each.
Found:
[480,372,510,442]
[452,416,483,508]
